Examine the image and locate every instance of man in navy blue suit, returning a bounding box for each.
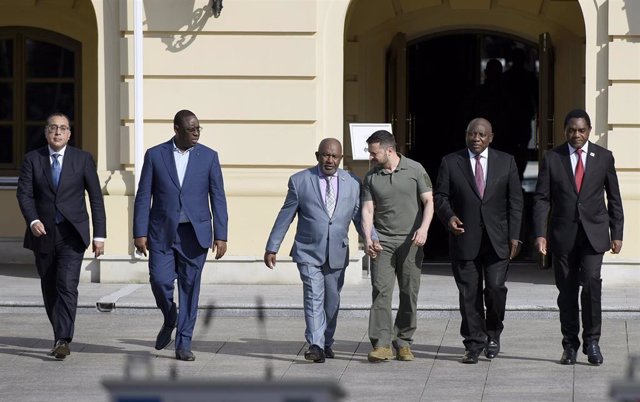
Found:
[133,109,228,361]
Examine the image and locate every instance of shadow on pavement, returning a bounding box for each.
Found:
[422,262,555,285]
[0,336,131,360]
[0,264,38,279]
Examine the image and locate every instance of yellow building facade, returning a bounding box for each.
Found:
[0,0,638,284]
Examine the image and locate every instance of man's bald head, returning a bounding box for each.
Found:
[318,138,342,154]
[466,117,493,134]
[465,117,494,155]
[315,138,343,176]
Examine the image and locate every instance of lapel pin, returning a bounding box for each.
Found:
[590,152,595,157]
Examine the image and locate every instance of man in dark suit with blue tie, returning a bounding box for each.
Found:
[434,117,523,364]
[534,109,624,366]
[133,109,228,361]
[264,138,375,363]
[17,112,106,360]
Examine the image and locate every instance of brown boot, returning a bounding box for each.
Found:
[396,345,415,361]
[367,346,394,362]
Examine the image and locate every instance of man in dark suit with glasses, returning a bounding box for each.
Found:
[17,112,106,360]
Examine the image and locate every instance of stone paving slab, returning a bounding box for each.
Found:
[0,311,639,402]
[2,264,639,316]
[1,262,639,401]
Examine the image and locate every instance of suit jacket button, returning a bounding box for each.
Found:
[329,221,332,225]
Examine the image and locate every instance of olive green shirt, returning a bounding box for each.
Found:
[362,154,432,237]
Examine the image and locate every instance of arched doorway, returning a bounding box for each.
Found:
[407,32,540,259]
[344,0,586,261]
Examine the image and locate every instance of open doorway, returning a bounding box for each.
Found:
[403,32,541,260]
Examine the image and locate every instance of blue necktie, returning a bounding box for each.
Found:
[51,153,61,188]
[51,154,63,223]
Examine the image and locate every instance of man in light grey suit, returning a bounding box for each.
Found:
[265,138,375,363]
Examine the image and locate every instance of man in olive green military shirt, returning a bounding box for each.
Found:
[362,130,434,362]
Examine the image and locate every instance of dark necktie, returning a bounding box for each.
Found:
[325,176,336,217]
[51,153,61,188]
[474,154,485,198]
[575,148,584,192]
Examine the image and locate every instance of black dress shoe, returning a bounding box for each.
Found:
[175,350,195,361]
[52,339,70,360]
[584,341,603,365]
[324,346,335,359]
[461,350,480,364]
[155,323,175,350]
[304,345,325,363]
[560,346,577,365]
[485,338,500,359]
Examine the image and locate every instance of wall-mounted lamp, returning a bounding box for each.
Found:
[210,0,223,18]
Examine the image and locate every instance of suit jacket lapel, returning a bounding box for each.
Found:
[161,140,181,189]
[181,143,199,189]
[484,148,498,199]
[40,148,56,192]
[309,167,324,211]
[57,148,68,192]
[456,150,481,199]
[559,144,578,193]
[335,169,348,214]
[581,142,597,189]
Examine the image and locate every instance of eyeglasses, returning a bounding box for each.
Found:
[46,124,70,133]
[184,126,203,134]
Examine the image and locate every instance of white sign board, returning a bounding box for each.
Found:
[349,123,393,161]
